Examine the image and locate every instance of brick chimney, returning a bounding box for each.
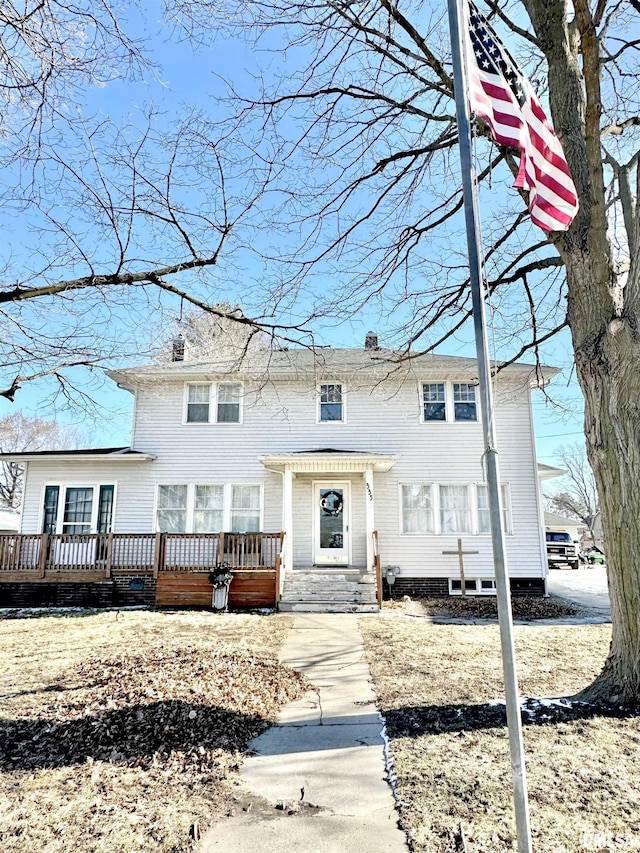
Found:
[171,336,185,362]
[364,331,379,350]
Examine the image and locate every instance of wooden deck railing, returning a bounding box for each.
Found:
[0,532,284,580]
[274,533,285,604]
[372,530,382,605]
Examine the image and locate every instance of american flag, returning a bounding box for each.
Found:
[464,0,578,232]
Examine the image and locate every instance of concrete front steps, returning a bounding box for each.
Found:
[278,568,380,613]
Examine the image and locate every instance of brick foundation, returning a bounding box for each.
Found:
[509,577,545,597]
[0,576,156,609]
[385,576,545,599]
[386,577,449,598]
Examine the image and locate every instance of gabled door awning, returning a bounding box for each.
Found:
[259,449,397,473]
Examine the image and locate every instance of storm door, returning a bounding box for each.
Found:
[313,482,350,564]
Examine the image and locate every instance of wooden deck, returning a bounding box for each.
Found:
[0,532,284,608]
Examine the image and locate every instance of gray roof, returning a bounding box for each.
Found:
[0,447,155,462]
[544,512,585,529]
[108,347,559,391]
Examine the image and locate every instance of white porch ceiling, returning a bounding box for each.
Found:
[259,450,397,473]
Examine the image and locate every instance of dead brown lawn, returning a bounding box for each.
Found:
[0,610,306,853]
[361,618,640,853]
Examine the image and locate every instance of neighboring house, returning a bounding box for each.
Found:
[0,508,20,533]
[0,338,556,609]
[544,512,586,548]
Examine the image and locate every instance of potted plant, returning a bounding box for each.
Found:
[208,563,234,611]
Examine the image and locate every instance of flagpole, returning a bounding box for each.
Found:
[446,1,533,851]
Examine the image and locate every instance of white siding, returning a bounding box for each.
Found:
[19,460,154,534]
[19,371,546,579]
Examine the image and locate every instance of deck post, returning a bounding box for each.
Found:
[105,533,114,579]
[38,533,48,579]
[153,532,163,578]
[283,467,293,575]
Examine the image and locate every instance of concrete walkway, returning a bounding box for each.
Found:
[547,565,611,619]
[199,614,407,853]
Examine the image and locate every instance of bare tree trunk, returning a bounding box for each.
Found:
[523,0,640,703]
[572,273,640,703]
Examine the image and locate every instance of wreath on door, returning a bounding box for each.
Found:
[320,490,343,516]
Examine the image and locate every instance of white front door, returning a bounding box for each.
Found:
[313,482,350,565]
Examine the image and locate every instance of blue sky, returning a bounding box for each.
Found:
[0,1,587,466]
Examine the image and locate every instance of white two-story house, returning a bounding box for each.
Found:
[0,337,553,610]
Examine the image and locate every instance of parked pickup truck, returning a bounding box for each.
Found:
[546,531,579,570]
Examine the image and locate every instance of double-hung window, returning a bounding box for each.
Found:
[319,384,344,422]
[439,485,472,533]
[453,383,477,421]
[186,384,211,423]
[217,383,241,423]
[421,382,479,422]
[62,487,93,534]
[400,482,511,535]
[423,383,446,421]
[157,485,188,533]
[401,485,434,533]
[230,485,261,532]
[193,485,225,532]
[156,484,261,533]
[476,483,511,534]
[186,382,242,423]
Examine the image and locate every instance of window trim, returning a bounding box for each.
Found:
[475,482,512,536]
[154,483,263,533]
[399,481,511,536]
[421,382,447,422]
[400,483,435,535]
[184,382,244,425]
[216,382,243,424]
[40,482,117,535]
[317,382,346,424]
[185,382,212,425]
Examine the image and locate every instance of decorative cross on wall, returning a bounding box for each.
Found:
[442,538,479,596]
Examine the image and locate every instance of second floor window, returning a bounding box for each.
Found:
[186,382,242,424]
[217,383,241,423]
[319,384,343,422]
[453,383,477,421]
[421,382,479,422]
[423,383,446,421]
[186,384,211,423]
